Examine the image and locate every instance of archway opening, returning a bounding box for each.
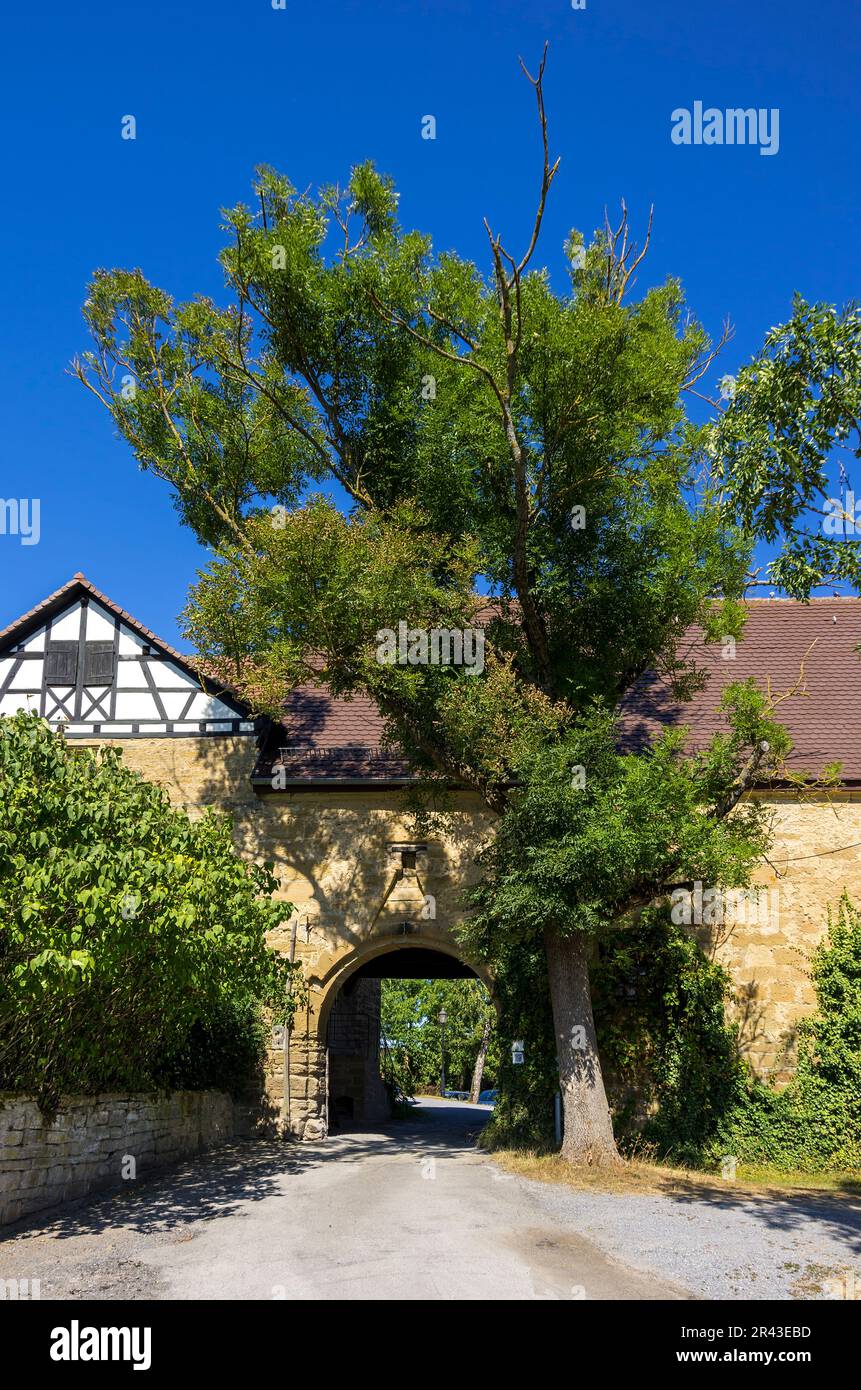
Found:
[324,945,495,1134]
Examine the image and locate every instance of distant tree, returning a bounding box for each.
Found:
[470,1012,493,1104]
[381,978,498,1095]
[73,51,860,1160]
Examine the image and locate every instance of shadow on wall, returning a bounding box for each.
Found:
[176,719,491,971]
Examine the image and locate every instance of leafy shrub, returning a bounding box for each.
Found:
[0,713,300,1115]
[592,909,749,1162]
[474,936,559,1152]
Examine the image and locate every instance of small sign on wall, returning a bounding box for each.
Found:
[511,1039,525,1065]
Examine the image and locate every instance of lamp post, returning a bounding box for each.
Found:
[438,1008,447,1097]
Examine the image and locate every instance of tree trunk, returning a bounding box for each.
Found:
[469,1014,492,1104]
[544,928,619,1165]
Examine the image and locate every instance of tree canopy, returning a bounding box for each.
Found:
[72,51,861,1159]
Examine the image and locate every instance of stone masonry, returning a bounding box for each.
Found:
[83,736,861,1133]
[0,1091,236,1227]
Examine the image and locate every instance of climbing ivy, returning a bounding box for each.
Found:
[478,898,861,1174]
[712,895,861,1173]
[474,936,559,1153]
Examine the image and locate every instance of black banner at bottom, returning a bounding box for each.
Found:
[3,1297,856,1375]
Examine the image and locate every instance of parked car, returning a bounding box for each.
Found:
[478,1089,498,1106]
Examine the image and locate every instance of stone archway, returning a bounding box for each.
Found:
[278,935,489,1140]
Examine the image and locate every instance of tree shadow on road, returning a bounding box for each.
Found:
[659,1178,861,1257]
[1,1103,491,1244]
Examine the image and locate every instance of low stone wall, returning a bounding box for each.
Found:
[0,1090,237,1228]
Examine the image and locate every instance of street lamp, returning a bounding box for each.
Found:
[438,1008,448,1097]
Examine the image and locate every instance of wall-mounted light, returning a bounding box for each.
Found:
[388,842,426,871]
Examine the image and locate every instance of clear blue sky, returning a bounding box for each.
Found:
[1,0,858,647]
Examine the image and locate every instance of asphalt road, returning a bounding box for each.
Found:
[0,1099,688,1301]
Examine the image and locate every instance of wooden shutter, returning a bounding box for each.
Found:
[44,641,78,685]
[84,642,115,685]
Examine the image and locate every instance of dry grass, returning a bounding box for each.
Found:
[490,1149,861,1201]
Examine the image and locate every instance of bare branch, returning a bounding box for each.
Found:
[683,316,735,392]
[514,43,562,279]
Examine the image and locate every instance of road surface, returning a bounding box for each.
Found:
[0,1099,688,1301]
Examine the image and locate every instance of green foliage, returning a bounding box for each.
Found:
[595,899,861,1173]
[71,147,849,858]
[476,912,745,1157]
[591,911,748,1158]
[71,102,861,1153]
[711,295,861,597]
[478,899,861,1174]
[0,713,301,1115]
[712,895,861,1172]
[475,937,559,1153]
[462,705,779,944]
[380,977,497,1094]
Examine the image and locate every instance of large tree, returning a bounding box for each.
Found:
[73,51,861,1162]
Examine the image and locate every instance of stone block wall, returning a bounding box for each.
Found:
[0,1090,236,1227]
[88,735,861,1119]
[705,791,861,1080]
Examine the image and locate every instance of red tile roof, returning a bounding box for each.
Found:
[6,582,855,786]
[617,597,861,781]
[253,598,861,786]
[255,687,412,783]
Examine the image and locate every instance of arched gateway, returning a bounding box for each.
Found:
[5,575,861,1138]
[248,690,495,1140]
[288,941,485,1139]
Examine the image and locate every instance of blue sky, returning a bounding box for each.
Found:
[1,0,858,647]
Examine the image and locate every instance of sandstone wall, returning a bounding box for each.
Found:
[0,1091,236,1227]
[705,791,861,1080]
[91,737,861,1112]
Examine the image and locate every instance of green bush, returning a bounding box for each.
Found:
[0,712,300,1115]
[592,909,749,1163]
[475,936,559,1152]
[595,899,861,1174]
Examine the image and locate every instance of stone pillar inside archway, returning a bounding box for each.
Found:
[260,988,329,1141]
